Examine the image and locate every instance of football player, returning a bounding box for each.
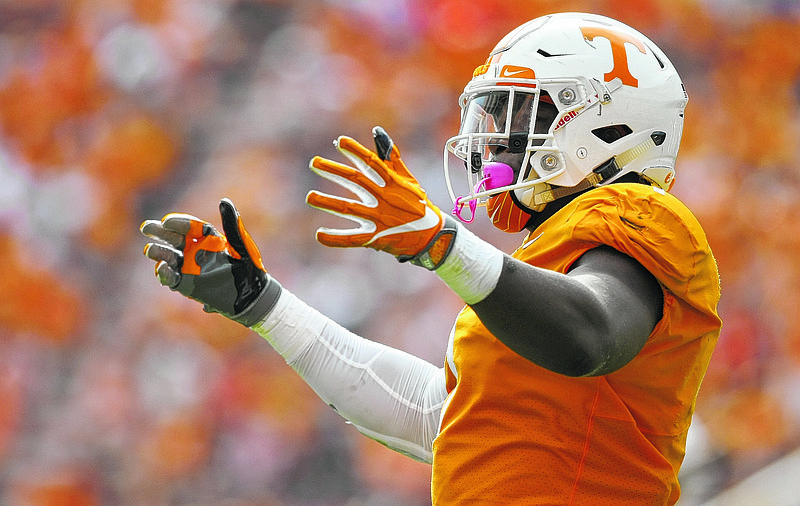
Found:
[142,12,721,505]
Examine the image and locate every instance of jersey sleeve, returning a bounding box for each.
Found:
[564,185,720,315]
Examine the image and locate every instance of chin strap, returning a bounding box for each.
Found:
[528,131,666,207]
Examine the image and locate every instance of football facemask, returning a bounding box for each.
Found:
[446,87,563,223]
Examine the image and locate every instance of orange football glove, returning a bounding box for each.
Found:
[140,198,281,326]
[307,127,457,269]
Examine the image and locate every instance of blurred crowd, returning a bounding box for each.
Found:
[1,0,799,504]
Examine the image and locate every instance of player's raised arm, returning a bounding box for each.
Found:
[304,127,661,377]
[140,198,446,463]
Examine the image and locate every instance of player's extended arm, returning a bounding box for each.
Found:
[308,128,662,377]
[141,199,446,462]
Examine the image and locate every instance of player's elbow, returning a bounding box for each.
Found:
[519,325,606,377]
[556,323,623,377]
[565,324,646,377]
[558,341,608,377]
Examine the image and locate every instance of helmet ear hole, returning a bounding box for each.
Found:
[591,124,633,144]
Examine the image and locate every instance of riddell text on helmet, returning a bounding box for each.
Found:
[554,110,579,131]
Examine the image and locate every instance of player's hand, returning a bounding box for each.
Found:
[140,198,281,326]
[307,127,455,268]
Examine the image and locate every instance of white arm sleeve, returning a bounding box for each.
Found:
[251,289,447,463]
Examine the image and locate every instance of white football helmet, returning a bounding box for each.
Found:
[444,12,688,224]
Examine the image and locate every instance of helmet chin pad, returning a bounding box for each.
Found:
[517,183,550,213]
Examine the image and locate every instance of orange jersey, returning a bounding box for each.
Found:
[431,184,721,506]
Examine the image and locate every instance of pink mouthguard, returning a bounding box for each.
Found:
[452,162,514,223]
[482,161,514,190]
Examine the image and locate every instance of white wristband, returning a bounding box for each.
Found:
[435,224,504,304]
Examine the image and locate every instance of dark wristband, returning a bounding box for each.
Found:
[397,215,459,271]
[233,276,283,327]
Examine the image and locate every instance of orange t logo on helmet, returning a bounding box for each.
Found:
[580,26,647,87]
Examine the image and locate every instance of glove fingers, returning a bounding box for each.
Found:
[140,220,185,249]
[372,126,394,161]
[144,242,183,271]
[307,190,379,248]
[310,156,381,189]
[308,159,381,209]
[155,260,181,288]
[370,126,415,180]
[334,137,387,187]
[306,190,380,220]
[334,135,373,159]
[219,198,266,272]
[219,199,245,256]
[143,241,182,288]
[161,213,222,239]
[315,227,376,249]
[158,213,198,234]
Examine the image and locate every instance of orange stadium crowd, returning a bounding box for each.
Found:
[1,0,799,504]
